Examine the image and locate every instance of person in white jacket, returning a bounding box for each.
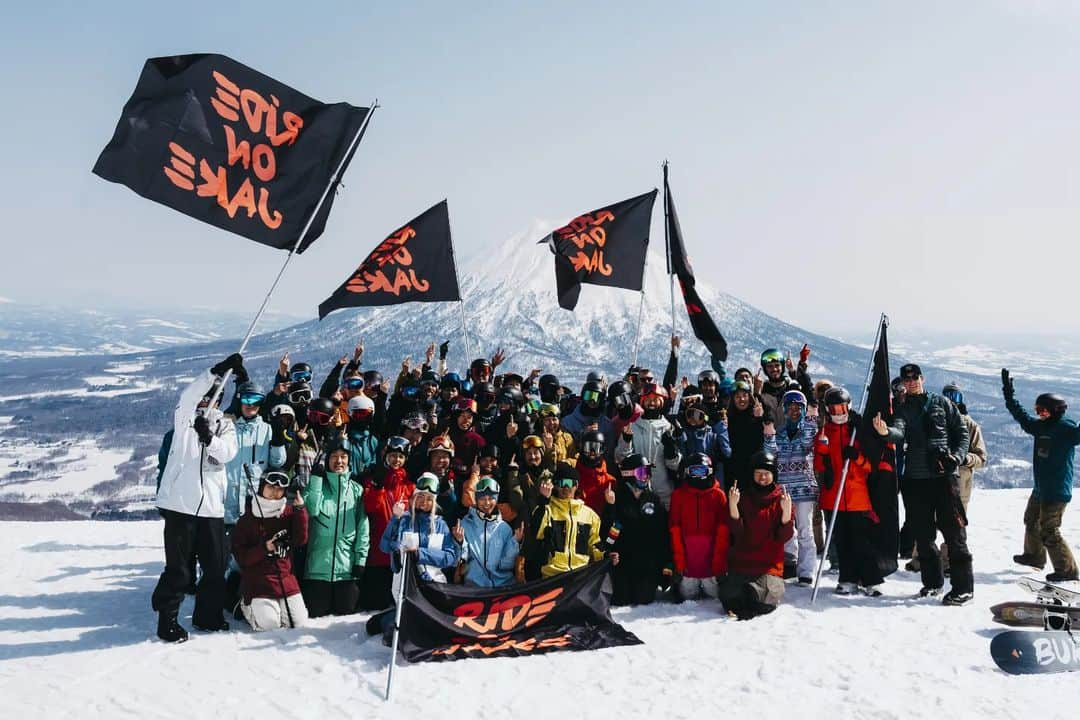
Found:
[615,384,679,508]
[152,355,240,643]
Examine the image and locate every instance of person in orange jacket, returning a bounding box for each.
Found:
[814,387,884,596]
[669,453,730,600]
[577,430,617,515]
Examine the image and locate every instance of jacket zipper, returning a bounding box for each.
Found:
[330,474,342,584]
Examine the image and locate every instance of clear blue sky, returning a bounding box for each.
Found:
[3,1,1080,337]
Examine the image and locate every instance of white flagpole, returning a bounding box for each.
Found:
[631,252,648,367]
[384,549,410,702]
[811,313,888,604]
[445,202,473,362]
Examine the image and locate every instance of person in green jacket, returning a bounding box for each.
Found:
[301,438,370,617]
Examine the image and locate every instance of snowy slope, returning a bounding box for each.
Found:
[1,489,1077,719]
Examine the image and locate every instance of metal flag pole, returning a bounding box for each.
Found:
[208,100,379,405]
[631,251,649,367]
[811,313,887,604]
[445,202,473,362]
[384,549,410,702]
[663,161,676,341]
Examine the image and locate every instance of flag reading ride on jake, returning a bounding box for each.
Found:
[664,170,728,361]
[542,190,658,311]
[398,560,642,662]
[318,201,461,319]
[93,54,370,252]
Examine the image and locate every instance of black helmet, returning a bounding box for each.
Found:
[586,370,607,389]
[750,450,778,480]
[419,370,440,388]
[288,362,313,384]
[473,381,497,406]
[441,372,463,391]
[363,370,384,391]
[581,430,605,455]
[497,386,524,409]
[697,370,721,387]
[680,452,714,487]
[478,443,499,460]
[470,357,492,381]
[823,387,852,407]
[580,380,604,407]
[307,397,335,426]
[385,435,410,456]
[1036,393,1068,419]
[760,349,784,369]
[618,453,653,489]
[679,452,713,476]
[323,435,351,458]
[538,374,562,403]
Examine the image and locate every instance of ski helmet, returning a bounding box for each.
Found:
[385,435,410,456]
[475,476,501,498]
[698,370,721,387]
[823,387,852,407]
[586,370,607,389]
[501,372,525,388]
[732,380,753,395]
[1036,393,1068,419]
[538,374,562,403]
[497,386,524,410]
[538,402,560,418]
[236,381,265,405]
[419,371,441,389]
[347,393,375,421]
[428,434,455,457]
[288,380,313,405]
[619,453,653,489]
[580,380,604,408]
[679,452,714,488]
[760,349,784,369]
[553,462,579,489]
[473,381,497,407]
[942,383,963,406]
[750,450,778,481]
[363,370,384,391]
[288,362,313,384]
[453,397,477,415]
[580,430,606,461]
[478,443,499,460]
[323,435,351,458]
[306,397,334,426]
[441,372,464,391]
[782,390,807,408]
[469,357,491,381]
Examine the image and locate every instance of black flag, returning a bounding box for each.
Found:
[318,201,461,319]
[665,167,728,361]
[94,54,370,253]
[859,316,899,578]
[398,559,642,662]
[541,190,658,310]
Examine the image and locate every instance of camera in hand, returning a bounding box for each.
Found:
[268,529,290,558]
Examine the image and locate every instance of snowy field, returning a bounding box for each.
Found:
[1,489,1078,719]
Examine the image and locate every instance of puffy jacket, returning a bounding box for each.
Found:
[561,406,615,444]
[669,482,729,578]
[1005,396,1080,503]
[533,495,604,577]
[459,506,520,587]
[615,416,679,506]
[600,484,670,572]
[727,483,794,577]
[231,501,308,602]
[764,415,819,502]
[448,425,487,475]
[884,392,969,480]
[577,460,616,516]
[672,422,732,486]
[380,508,460,581]
[362,467,416,568]
[302,471,369,582]
[224,415,286,525]
[347,427,380,477]
[726,405,764,487]
[814,418,873,512]
[156,370,239,518]
[958,413,988,489]
[543,430,578,466]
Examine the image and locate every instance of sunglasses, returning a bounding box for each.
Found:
[262,471,290,488]
[290,370,312,383]
[344,377,365,390]
[416,475,439,494]
[475,477,501,497]
[685,464,710,480]
[239,393,265,406]
[350,408,373,422]
[621,465,651,484]
[307,409,333,426]
[554,477,577,489]
[289,389,312,404]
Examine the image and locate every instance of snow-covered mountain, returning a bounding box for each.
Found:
[0,225,1071,516]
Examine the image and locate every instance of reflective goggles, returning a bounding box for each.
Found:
[344,377,365,390]
[685,464,711,481]
[307,409,333,426]
[402,416,429,432]
[349,408,373,422]
[639,375,656,384]
[402,386,419,399]
[621,465,651,486]
[539,403,560,418]
[827,403,849,417]
[526,399,542,414]
[554,476,577,489]
[581,440,604,456]
[289,388,313,404]
[581,389,602,405]
[262,471,291,488]
[685,407,706,423]
[416,474,440,494]
[290,369,312,383]
[760,350,784,365]
[475,476,501,497]
[239,393,265,406]
[522,435,544,450]
[641,381,660,397]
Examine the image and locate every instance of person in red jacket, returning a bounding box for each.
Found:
[361,436,416,610]
[670,453,730,600]
[814,387,885,596]
[446,397,487,477]
[577,430,617,515]
[718,450,794,619]
[231,470,310,630]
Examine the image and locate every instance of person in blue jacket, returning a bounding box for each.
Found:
[453,476,522,587]
[1002,369,1079,582]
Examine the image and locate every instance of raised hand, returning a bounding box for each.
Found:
[401,355,411,373]
[392,501,406,518]
[439,340,449,360]
[779,486,793,519]
[753,369,764,394]
[762,420,775,437]
[338,354,349,366]
[872,412,888,437]
[728,481,741,517]
[491,347,506,368]
[1002,368,1015,399]
[542,431,554,450]
[513,524,525,543]
[605,485,616,505]
[799,343,811,365]
[506,416,519,439]
[279,352,290,377]
[785,354,796,374]
[451,520,464,545]
[425,342,436,363]
[354,339,364,360]
[539,478,553,499]
[752,401,764,419]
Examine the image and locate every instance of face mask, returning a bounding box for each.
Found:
[642,407,663,420]
[688,475,713,490]
[830,412,849,425]
[251,495,287,519]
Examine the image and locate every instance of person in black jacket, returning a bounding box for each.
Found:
[874,363,972,605]
[601,454,671,605]
[724,381,765,492]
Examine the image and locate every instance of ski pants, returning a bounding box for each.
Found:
[834,511,884,587]
[611,562,660,606]
[359,565,394,611]
[242,594,309,631]
[783,500,817,579]
[905,475,973,594]
[302,579,359,618]
[1023,494,1077,575]
[718,573,784,619]
[679,575,719,600]
[151,510,226,627]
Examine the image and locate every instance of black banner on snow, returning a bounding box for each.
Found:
[860,317,899,578]
[542,190,658,311]
[318,201,460,319]
[93,53,370,253]
[398,559,642,662]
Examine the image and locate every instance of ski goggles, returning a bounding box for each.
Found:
[475,476,501,497]
[581,389,602,405]
[639,374,656,384]
[827,403,849,416]
[760,350,784,365]
[290,369,312,383]
[415,474,440,494]
[402,386,419,399]
[455,398,477,414]
[476,391,496,405]
[307,409,333,426]
[402,416,429,432]
[621,465,652,485]
[526,399,542,414]
[522,435,544,450]
[539,403,560,418]
[581,440,604,456]
[943,389,963,405]
[685,464,711,481]
[239,392,265,406]
[344,377,365,390]
[554,476,577,489]
[262,471,291,488]
[289,387,313,404]
[349,408,373,422]
[641,381,661,397]
[685,407,707,423]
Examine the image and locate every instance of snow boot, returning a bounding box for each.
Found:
[862,585,884,598]
[1013,554,1045,571]
[797,576,813,587]
[918,586,943,598]
[1047,571,1080,583]
[782,561,797,580]
[904,558,920,572]
[941,589,974,606]
[834,582,857,595]
[157,612,189,643]
[192,617,230,632]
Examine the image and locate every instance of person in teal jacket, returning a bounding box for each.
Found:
[1002,369,1079,582]
[301,438,370,617]
[454,476,522,587]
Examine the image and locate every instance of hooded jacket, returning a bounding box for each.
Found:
[669,481,730,579]
[156,370,239,518]
[224,414,286,525]
[362,466,416,568]
[577,459,617,516]
[1005,396,1080,503]
[231,499,309,602]
[615,415,679,506]
[459,505,519,587]
[301,470,369,582]
[533,494,604,577]
[727,483,794,577]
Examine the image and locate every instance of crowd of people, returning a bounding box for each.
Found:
[149,338,1079,644]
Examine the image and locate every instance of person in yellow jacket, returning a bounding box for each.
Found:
[531,462,605,577]
[538,404,578,466]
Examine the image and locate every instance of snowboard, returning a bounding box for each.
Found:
[990,601,1080,628]
[990,630,1080,675]
[1018,576,1080,606]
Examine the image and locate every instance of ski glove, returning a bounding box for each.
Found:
[841,445,860,462]
[799,344,811,365]
[210,352,244,378]
[660,432,678,460]
[193,415,214,446]
[439,341,449,360]
[270,422,289,447]
[1001,368,1015,399]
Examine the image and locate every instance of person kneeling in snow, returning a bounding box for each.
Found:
[718,450,794,620]
[453,476,522,587]
[231,470,310,630]
[669,453,729,601]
